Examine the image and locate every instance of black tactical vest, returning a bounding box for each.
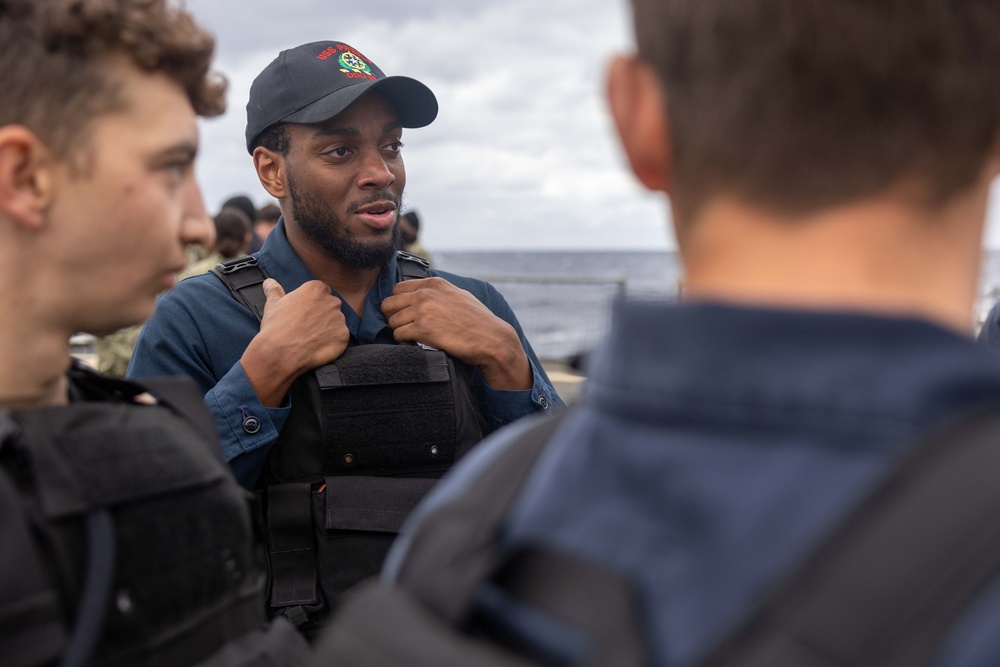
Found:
[0,365,308,667]
[212,251,491,635]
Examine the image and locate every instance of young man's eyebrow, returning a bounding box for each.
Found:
[150,140,198,164]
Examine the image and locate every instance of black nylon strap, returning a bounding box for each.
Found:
[395,251,431,281]
[210,256,270,321]
[266,483,319,607]
[211,251,431,326]
[704,410,1000,667]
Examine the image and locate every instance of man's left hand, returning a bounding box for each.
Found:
[382,278,532,391]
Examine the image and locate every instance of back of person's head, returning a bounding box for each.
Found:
[257,202,281,224]
[214,206,251,259]
[221,194,257,223]
[0,0,226,163]
[399,210,420,245]
[401,211,420,231]
[628,0,1000,222]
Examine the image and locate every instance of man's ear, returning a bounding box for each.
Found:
[0,125,55,230]
[253,147,288,199]
[606,55,672,193]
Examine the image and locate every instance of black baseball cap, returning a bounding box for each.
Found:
[245,40,438,154]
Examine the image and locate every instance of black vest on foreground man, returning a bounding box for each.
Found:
[212,250,490,636]
[0,363,308,667]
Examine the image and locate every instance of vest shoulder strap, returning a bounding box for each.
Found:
[395,250,432,281]
[210,255,270,322]
[211,251,431,323]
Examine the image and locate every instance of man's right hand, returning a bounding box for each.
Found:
[240,278,349,407]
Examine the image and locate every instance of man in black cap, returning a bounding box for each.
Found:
[129,40,560,634]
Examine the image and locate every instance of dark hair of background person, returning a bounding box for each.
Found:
[214,207,252,259]
[257,203,281,223]
[401,211,420,230]
[221,194,257,223]
[0,0,226,166]
[629,0,1000,222]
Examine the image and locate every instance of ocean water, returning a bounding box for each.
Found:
[437,250,1000,361]
[436,250,681,361]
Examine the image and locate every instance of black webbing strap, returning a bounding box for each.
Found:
[395,251,432,281]
[266,482,319,608]
[211,251,432,326]
[704,410,1000,667]
[210,256,270,322]
[396,412,569,623]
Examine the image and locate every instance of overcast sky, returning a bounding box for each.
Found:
[185,0,1000,252]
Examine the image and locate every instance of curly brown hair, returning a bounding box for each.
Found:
[0,0,226,159]
[629,0,1000,221]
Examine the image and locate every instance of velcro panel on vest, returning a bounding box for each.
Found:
[267,482,320,607]
[316,345,458,473]
[325,476,438,533]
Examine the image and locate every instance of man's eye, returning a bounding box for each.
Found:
[384,141,404,153]
[165,162,189,182]
[326,147,350,158]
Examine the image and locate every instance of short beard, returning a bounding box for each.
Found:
[287,169,401,270]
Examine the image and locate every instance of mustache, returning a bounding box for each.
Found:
[347,191,401,214]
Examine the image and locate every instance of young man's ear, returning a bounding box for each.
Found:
[253,147,288,199]
[606,55,672,194]
[0,125,55,230]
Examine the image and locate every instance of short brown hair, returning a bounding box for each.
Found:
[629,0,1000,220]
[0,0,226,159]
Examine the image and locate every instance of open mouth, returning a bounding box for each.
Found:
[354,201,398,229]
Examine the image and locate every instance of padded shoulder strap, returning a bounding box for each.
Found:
[210,255,270,322]
[395,412,568,622]
[211,251,428,324]
[395,250,432,282]
[705,409,1000,667]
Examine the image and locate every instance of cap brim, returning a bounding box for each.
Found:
[281,76,438,129]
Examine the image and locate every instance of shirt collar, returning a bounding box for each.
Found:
[586,300,1000,428]
[256,218,398,344]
